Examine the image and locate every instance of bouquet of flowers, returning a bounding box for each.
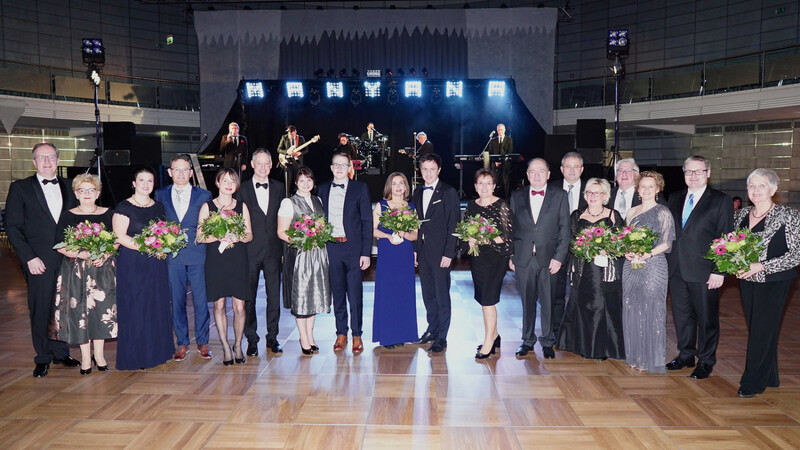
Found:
[133,219,188,260]
[53,220,118,260]
[705,228,764,275]
[452,214,502,257]
[286,213,335,251]
[379,205,421,244]
[198,209,247,253]
[616,225,660,269]
[572,223,618,266]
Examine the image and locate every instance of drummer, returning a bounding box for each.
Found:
[335,133,359,161]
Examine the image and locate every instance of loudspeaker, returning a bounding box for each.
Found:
[103,150,130,166]
[576,119,606,149]
[103,122,136,150]
[357,174,386,203]
[543,134,574,168]
[130,136,162,167]
[579,148,604,165]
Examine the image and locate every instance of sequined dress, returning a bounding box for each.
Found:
[621,204,675,373]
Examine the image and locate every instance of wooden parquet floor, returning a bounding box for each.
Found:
[0,243,799,449]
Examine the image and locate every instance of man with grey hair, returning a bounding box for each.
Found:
[417,131,434,157]
[609,158,640,219]
[666,155,733,380]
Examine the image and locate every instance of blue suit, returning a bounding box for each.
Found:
[155,184,213,347]
[318,179,373,337]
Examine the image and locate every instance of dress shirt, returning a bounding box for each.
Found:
[37,174,62,222]
[328,179,348,237]
[563,179,581,213]
[683,184,707,221]
[529,185,546,223]
[172,185,191,222]
[252,178,270,214]
[422,180,438,217]
[615,186,635,218]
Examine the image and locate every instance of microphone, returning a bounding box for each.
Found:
[373,129,381,135]
[490,130,496,138]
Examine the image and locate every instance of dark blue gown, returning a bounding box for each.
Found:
[372,200,419,346]
[114,200,175,370]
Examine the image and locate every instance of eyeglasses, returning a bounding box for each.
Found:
[562,165,582,170]
[34,155,58,162]
[684,169,708,176]
[331,163,350,169]
[617,169,638,174]
[170,168,192,173]
[76,188,97,195]
[585,191,604,197]
[476,182,495,187]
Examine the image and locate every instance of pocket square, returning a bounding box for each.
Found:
[432,199,442,205]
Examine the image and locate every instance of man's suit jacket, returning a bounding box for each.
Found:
[412,181,460,259]
[277,134,307,165]
[666,187,733,283]
[489,136,514,155]
[418,141,434,157]
[550,179,588,212]
[219,135,249,170]
[509,186,571,268]
[360,131,379,143]
[318,180,373,258]
[6,175,77,272]
[155,184,212,266]
[236,178,285,261]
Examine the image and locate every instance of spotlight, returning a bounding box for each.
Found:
[610,58,624,76]
[387,87,399,106]
[607,29,629,58]
[488,81,506,97]
[351,88,362,106]
[352,68,361,77]
[314,68,324,78]
[327,68,335,77]
[431,87,442,105]
[385,68,394,78]
[245,81,264,99]
[445,81,463,98]
[397,68,405,77]
[81,38,105,65]
[409,68,417,76]
[339,68,347,77]
[364,81,381,98]
[309,88,321,106]
[405,80,422,98]
[88,69,101,86]
[326,81,344,98]
[422,68,429,77]
[286,82,304,98]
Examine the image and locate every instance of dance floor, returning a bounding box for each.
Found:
[1,243,799,449]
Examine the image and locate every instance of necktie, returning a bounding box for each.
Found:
[42,178,58,185]
[531,190,544,196]
[682,193,694,227]
[233,136,238,146]
[256,182,268,189]
[423,186,434,190]
[332,183,345,189]
[567,184,575,210]
[618,190,627,215]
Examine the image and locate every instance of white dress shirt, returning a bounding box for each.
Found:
[683,184,707,216]
[252,178,270,214]
[422,180,438,217]
[563,179,581,213]
[615,186,635,218]
[328,179,348,237]
[37,174,62,222]
[529,185,546,223]
[172,185,191,222]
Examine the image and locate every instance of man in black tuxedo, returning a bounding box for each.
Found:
[416,132,434,157]
[237,149,286,356]
[219,122,249,177]
[509,158,571,359]
[360,122,379,144]
[277,125,307,196]
[412,153,460,353]
[666,155,733,380]
[489,123,514,197]
[6,143,80,377]
[318,152,373,354]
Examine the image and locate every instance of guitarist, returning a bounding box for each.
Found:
[277,125,306,196]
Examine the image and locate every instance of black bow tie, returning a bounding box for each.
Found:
[332,183,345,189]
[423,186,434,190]
[256,182,268,189]
[42,178,58,185]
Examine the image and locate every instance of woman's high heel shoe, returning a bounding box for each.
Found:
[300,339,319,353]
[80,366,92,375]
[475,350,492,360]
[233,346,246,364]
[476,335,502,354]
[92,357,109,371]
[222,347,234,366]
[301,346,314,355]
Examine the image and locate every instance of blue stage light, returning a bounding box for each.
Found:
[488,81,506,97]
[326,81,344,98]
[286,82,304,98]
[445,81,463,98]
[364,81,381,98]
[404,80,422,98]
[245,82,264,99]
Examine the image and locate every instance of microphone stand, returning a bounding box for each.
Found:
[412,132,419,189]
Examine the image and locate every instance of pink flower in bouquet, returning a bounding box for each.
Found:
[305,229,314,237]
[315,220,324,228]
[738,232,747,240]
[171,225,180,234]
[390,210,398,216]
[144,236,157,246]
[152,240,162,249]
[593,227,605,236]
[152,226,165,235]
[714,244,726,255]
[157,220,166,227]
[91,223,102,235]
[305,218,313,226]
[73,229,82,239]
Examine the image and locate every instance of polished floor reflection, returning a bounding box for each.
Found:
[0,244,799,449]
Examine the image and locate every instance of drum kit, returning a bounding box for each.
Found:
[347,134,389,175]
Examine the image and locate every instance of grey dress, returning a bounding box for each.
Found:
[622,204,675,373]
[281,194,331,317]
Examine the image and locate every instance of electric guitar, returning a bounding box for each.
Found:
[278,135,320,167]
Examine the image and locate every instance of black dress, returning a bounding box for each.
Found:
[464,199,513,306]
[114,200,174,370]
[204,200,251,302]
[49,209,117,344]
[556,208,625,360]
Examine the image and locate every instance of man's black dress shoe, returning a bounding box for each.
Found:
[690,362,713,379]
[542,346,555,359]
[737,387,757,398]
[267,342,283,353]
[52,355,80,367]
[33,363,49,378]
[666,357,695,371]
[246,343,259,357]
[515,344,534,357]
[429,341,447,353]
[414,332,435,345]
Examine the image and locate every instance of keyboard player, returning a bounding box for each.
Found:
[488,123,514,197]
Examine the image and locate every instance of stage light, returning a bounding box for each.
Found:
[488,80,506,97]
[431,87,442,105]
[445,81,463,98]
[366,69,381,78]
[88,69,101,86]
[286,82,304,98]
[387,87,399,106]
[404,80,422,98]
[314,68,324,78]
[610,58,624,75]
[385,68,394,77]
[309,88,321,106]
[81,38,105,65]
[364,81,381,98]
[409,68,417,76]
[326,81,344,98]
[607,29,629,58]
[339,68,347,77]
[245,81,264,99]
[351,88,362,106]
[422,68,429,77]
[352,68,361,77]
[397,68,405,77]
[327,68,335,77]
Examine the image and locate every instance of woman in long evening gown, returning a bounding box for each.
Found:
[556,178,625,360]
[50,174,117,374]
[277,167,331,355]
[197,168,253,365]
[372,172,419,349]
[112,166,175,370]
[621,171,675,373]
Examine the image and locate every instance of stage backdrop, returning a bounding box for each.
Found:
[194,7,557,137]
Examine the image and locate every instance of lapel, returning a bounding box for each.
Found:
[517,188,534,226]
[425,184,443,219]
[319,183,330,215]
[534,188,555,225]
[58,177,71,216]
[30,176,54,223]
[163,186,178,220]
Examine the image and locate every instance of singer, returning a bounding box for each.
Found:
[360,122,379,143]
[489,123,514,197]
[416,132,434,157]
[219,122,249,176]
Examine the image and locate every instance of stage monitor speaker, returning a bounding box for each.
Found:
[357,174,386,203]
[543,134,575,168]
[103,122,136,150]
[103,150,130,166]
[576,119,606,149]
[130,136,162,167]
[579,148,604,165]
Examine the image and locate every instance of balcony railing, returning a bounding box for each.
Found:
[555,44,800,110]
[0,60,199,111]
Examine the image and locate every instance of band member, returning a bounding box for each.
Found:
[277,125,306,196]
[219,122,249,176]
[335,133,359,160]
[417,132,434,157]
[489,123,514,197]
[361,123,379,143]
